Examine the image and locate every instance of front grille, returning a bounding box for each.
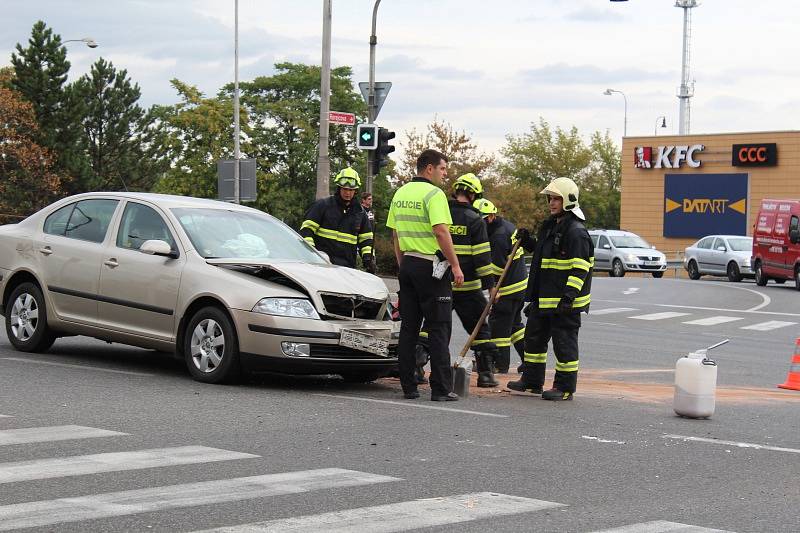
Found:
[320,294,384,319]
[309,343,398,359]
[639,264,661,270]
[637,256,659,261]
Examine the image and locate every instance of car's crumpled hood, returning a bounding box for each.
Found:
[617,247,666,259]
[205,258,389,308]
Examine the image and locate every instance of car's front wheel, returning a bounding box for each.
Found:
[5,282,56,353]
[183,306,240,384]
[611,259,626,278]
[727,262,743,282]
[687,260,701,280]
[652,271,664,279]
[754,262,767,286]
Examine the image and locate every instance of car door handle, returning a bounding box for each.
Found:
[103,258,119,268]
[39,246,53,256]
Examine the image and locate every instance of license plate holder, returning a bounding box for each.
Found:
[339,329,389,357]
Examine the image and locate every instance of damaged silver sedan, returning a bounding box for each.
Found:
[0,193,398,383]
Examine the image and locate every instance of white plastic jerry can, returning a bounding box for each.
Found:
[674,349,718,419]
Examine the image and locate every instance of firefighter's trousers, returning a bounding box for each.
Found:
[522,311,581,392]
[487,293,525,372]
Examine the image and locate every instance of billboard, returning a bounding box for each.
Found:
[663,173,748,238]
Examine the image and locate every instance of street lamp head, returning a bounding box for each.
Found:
[83,38,98,49]
[603,89,613,95]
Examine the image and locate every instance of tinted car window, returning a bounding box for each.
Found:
[712,238,725,250]
[43,204,75,236]
[65,199,119,243]
[117,202,175,251]
[598,236,610,249]
[791,216,799,231]
[696,237,713,249]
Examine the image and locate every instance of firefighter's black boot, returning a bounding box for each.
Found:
[542,388,573,401]
[507,372,543,395]
[475,351,499,388]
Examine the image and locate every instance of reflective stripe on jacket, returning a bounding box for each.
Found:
[524,213,593,313]
[299,195,373,268]
[449,200,493,292]
[487,216,528,298]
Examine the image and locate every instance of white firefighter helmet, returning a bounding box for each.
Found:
[540,177,585,220]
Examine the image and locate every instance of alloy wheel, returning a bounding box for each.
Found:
[190,319,225,373]
[10,293,39,342]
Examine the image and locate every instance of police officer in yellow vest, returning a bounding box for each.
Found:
[387,149,464,401]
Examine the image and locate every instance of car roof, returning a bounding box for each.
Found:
[695,235,752,240]
[56,192,262,213]
[588,229,635,236]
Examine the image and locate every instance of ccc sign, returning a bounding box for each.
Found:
[732,143,777,167]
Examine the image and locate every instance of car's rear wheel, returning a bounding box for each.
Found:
[754,262,767,286]
[687,260,701,280]
[727,262,743,282]
[5,282,56,353]
[184,306,240,384]
[795,266,800,291]
[652,271,664,278]
[774,279,786,284]
[612,259,625,278]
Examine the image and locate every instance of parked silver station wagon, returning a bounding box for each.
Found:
[683,235,754,282]
[0,193,398,384]
[589,229,667,278]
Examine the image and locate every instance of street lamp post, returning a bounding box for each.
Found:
[654,116,667,136]
[63,37,98,48]
[603,88,627,137]
[316,0,333,200]
[366,0,382,194]
[233,0,240,204]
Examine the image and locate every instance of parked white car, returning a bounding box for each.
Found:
[589,229,667,278]
[683,235,754,282]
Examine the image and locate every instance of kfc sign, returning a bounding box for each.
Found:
[635,144,704,169]
[732,143,777,167]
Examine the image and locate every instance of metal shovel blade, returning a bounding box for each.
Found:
[452,358,472,398]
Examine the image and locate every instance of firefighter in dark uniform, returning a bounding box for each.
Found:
[300,167,375,273]
[473,199,528,374]
[416,174,499,388]
[387,149,464,401]
[508,177,593,401]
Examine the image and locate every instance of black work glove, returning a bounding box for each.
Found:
[363,254,377,274]
[481,275,496,291]
[516,227,536,252]
[523,302,532,317]
[556,297,573,314]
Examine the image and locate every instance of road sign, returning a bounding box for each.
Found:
[358,82,392,120]
[356,124,378,150]
[217,158,257,202]
[329,111,356,126]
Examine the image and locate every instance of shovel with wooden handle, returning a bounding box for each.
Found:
[452,238,524,398]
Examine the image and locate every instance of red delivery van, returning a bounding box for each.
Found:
[751,199,800,290]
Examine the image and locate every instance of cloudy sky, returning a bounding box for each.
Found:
[3,0,800,156]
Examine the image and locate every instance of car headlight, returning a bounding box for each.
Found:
[625,253,639,262]
[252,298,320,320]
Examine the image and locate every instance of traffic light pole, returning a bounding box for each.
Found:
[366,0,381,194]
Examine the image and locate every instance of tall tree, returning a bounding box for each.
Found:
[73,58,167,191]
[398,118,494,189]
[0,68,62,220]
[11,20,88,191]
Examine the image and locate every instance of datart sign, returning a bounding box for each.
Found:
[663,173,748,237]
[635,144,704,169]
[731,143,777,167]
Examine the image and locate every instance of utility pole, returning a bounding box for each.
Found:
[676,0,697,135]
[316,0,333,200]
[365,0,382,194]
[233,0,240,204]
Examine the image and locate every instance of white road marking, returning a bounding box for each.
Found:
[0,425,126,446]
[682,316,744,326]
[622,288,639,295]
[590,307,638,315]
[0,357,153,376]
[739,320,797,331]
[0,468,399,531]
[0,415,11,419]
[590,520,733,532]
[192,492,564,532]
[581,436,626,445]
[663,434,800,455]
[592,299,800,318]
[314,394,509,418]
[0,446,258,484]
[630,312,691,321]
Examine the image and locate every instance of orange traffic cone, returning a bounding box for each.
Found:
[778,338,800,391]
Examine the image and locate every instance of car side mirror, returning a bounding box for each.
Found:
[317,250,331,263]
[651,245,656,249]
[716,246,726,252]
[602,244,611,250]
[790,229,800,244]
[140,239,178,258]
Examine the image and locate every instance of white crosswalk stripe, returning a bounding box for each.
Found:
[0,415,11,418]
[590,307,639,315]
[192,492,564,532]
[0,425,126,446]
[683,316,744,326]
[0,468,399,531]
[630,312,692,321]
[590,520,734,532]
[0,445,258,484]
[740,320,797,331]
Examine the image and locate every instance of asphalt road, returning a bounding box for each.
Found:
[1,276,798,532]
